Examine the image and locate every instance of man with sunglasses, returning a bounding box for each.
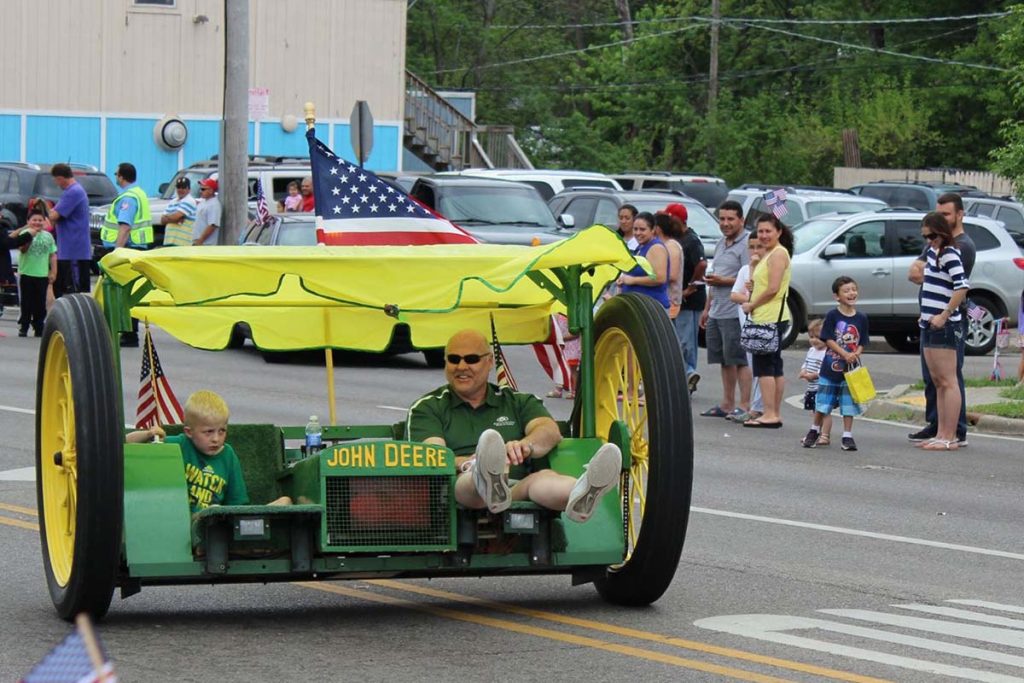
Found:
[407,329,621,523]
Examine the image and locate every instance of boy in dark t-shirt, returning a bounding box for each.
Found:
[802,277,870,452]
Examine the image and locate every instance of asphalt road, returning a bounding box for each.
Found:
[1,315,1022,682]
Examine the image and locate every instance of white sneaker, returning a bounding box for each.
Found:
[473,429,511,514]
[565,443,622,523]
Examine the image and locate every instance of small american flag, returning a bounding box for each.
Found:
[136,327,185,429]
[21,615,117,683]
[254,178,272,226]
[306,128,477,246]
[966,301,985,322]
[490,316,518,391]
[763,188,789,219]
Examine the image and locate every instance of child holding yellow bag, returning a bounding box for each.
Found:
[801,276,870,452]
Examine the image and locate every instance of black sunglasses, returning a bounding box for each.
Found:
[922,233,938,240]
[446,352,491,365]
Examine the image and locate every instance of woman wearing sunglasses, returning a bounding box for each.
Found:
[917,211,970,451]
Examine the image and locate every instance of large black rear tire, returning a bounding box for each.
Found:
[590,294,693,606]
[36,295,123,621]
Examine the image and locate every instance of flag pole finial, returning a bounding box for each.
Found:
[304,102,316,131]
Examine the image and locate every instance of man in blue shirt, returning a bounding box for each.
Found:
[48,163,93,295]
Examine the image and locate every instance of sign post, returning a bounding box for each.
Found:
[350,100,374,166]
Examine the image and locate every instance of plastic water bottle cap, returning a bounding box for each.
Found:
[309,415,318,422]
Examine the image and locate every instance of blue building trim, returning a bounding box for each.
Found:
[6,113,401,196]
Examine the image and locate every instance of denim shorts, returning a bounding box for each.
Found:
[921,321,962,350]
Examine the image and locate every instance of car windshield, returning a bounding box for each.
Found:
[792,218,845,254]
[437,187,558,228]
[631,199,721,242]
[278,220,317,246]
[806,199,886,217]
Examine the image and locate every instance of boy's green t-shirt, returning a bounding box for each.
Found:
[166,434,249,512]
[18,231,56,277]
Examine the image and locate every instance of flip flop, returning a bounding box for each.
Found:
[921,439,958,451]
[700,405,729,418]
[743,419,783,429]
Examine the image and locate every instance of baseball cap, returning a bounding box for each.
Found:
[199,178,218,191]
[175,177,191,189]
[662,203,688,223]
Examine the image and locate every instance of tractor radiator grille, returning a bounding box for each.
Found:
[324,475,451,549]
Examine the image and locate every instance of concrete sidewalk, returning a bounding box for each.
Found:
[864,383,1024,437]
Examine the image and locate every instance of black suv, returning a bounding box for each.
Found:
[0,162,117,226]
[849,180,988,212]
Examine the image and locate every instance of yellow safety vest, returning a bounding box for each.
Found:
[101,185,153,248]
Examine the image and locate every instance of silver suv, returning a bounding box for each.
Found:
[784,209,1024,355]
[743,186,887,229]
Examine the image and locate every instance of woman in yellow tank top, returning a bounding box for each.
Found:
[740,214,793,427]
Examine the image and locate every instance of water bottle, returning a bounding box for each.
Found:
[304,415,323,457]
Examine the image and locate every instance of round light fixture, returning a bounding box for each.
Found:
[281,114,298,133]
[154,117,188,150]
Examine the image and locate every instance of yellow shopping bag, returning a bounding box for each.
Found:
[844,362,876,404]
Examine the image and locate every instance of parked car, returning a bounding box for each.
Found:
[408,175,565,245]
[612,171,729,208]
[90,155,313,262]
[784,209,1024,355]
[849,180,987,212]
[441,168,622,202]
[547,187,722,254]
[963,196,1024,248]
[0,162,117,226]
[743,187,887,230]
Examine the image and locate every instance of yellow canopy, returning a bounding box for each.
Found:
[100,227,642,352]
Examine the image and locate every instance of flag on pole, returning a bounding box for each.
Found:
[763,188,789,220]
[532,316,572,391]
[966,301,986,322]
[21,614,117,683]
[136,327,185,429]
[254,178,272,226]
[490,316,518,391]
[306,128,477,246]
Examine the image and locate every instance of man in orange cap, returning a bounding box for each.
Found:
[192,177,222,245]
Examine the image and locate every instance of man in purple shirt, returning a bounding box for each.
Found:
[47,163,92,295]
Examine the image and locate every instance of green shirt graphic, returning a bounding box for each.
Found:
[167,434,249,512]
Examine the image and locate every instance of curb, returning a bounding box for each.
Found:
[863,389,1024,437]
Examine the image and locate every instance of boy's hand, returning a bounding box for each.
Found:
[149,425,166,441]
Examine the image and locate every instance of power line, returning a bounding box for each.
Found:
[487,11,1010,31]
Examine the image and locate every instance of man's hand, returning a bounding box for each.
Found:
[505,440,533,466]
[699,310,709,329]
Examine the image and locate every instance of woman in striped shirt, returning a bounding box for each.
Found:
[918,211,970,451]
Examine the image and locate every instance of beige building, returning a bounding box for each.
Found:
[0,0,408,192]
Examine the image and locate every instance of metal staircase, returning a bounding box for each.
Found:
[404,71,532,171]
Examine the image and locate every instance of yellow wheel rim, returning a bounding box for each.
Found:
[594,327,648,564]
[39,331,76,587]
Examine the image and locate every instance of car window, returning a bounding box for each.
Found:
[271,176,305,202]
[970,202,996,217]
[277,222,317,246]
[520,180,554,202]
[436,186,558,227]
[891,220,925,256]
[807,200,885,217]
[33,174,62,197]
[963,224,1000,251]
[791,218,845,255]
[559,197,597,228]
[831,221,885,258]
[410,184,436,209]
[640,179,671,190]
[678,181,728,208]
[562,178,614,190]
[0,170,10,192]
[7,171,20,194]
[78,175,118,203]
[593,199,619,228]
[784,200,804,224]
[996,206,1024,231]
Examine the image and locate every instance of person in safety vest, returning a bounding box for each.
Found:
[103,162,153,346]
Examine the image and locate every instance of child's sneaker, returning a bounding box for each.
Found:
[565,444,622,523]
[841,436,858,451]
[800,429,819,448]
[473,429,511,513]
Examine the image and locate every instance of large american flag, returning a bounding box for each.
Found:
[136,328,185,429]
[763,188,789,220]
[21,617,117,683]
[306,128,476,246]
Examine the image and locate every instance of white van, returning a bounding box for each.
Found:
[440,169,622,202]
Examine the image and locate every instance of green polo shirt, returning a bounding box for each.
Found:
[407,383,551,464]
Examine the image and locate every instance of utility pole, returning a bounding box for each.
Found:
[221,0,249,246]
[707,0,720,164]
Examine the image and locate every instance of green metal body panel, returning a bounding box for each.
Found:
[123,442,193,565]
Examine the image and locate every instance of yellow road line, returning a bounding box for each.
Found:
[0,515,39,531]
[0,502,38,516]
[371,580,890,683]
[298,581,797,683]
